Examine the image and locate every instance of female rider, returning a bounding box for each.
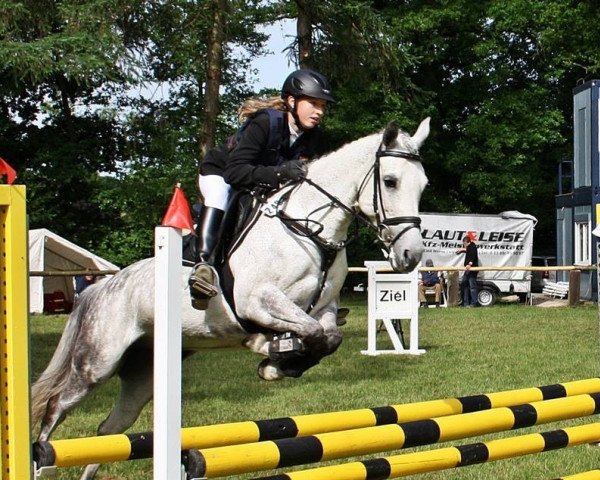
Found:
[189,69,335,309]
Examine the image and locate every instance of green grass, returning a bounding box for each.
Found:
[30,297,599,479]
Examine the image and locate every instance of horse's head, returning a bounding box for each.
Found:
[357,117,430,272]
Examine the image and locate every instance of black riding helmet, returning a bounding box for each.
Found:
[281,69,335,103]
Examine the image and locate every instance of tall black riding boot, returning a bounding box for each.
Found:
[188,206,224,310]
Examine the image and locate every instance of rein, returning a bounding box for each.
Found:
[295,147,423,250]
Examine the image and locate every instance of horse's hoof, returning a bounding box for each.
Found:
[182,449,205,479]
[336,307,350,326]
[257,359,285,381]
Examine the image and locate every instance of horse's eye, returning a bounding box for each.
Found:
[383,176,397,189]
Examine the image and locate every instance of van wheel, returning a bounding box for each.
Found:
[477,288,496,307]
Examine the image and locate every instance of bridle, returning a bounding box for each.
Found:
[370,148,423,251]
[294,145,423,253]
[262,145,423,312]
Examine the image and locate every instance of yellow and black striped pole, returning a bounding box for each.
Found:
[555,471,600,480]
[195,393,600,478]
[33,378,600,469]
[255,423,600,479]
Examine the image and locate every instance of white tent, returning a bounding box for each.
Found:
[28,228,120,313]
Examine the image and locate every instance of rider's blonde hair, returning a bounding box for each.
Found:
[238,96,287,122]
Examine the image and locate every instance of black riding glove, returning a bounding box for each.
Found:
[275,160,307,184]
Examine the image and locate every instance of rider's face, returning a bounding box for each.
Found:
[288,96,327,129]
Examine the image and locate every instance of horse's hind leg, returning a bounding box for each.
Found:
[98,346,154,434]
[37,336,140,443]
[79,347,154,480]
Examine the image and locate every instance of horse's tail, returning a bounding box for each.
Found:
[30,302,86,428]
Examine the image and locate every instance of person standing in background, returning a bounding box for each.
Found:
[74,274,95,304]
[456,233,479,307]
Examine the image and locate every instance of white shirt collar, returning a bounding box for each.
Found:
[288,121,303,147]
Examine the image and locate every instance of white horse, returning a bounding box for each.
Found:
[31,118,430,479]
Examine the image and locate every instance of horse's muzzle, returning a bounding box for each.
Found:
[386,227,424,272]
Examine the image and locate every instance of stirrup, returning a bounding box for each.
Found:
[189,278,218,298]
[189,264,218,310]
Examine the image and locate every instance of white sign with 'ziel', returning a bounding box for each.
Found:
[362,261,425,356]
[375,280,412,316]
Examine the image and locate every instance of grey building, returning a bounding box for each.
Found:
[555,80,599,299]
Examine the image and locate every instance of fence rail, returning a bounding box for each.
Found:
[348,265,596,273]
[347,264,594,307]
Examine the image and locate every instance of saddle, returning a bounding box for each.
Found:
[182,191,267,333]
[182,191,257,266]
[182,190,350,336]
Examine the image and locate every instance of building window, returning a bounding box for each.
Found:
[574,220,591,265]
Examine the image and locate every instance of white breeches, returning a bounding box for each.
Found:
[198,175,231,210]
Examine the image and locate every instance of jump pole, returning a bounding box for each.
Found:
[32,377,600,469]
[254,422,600,480]
[154,226,183,480]
[557,471,600,480]
[192,393,600,478]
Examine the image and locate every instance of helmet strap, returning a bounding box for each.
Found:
[287,97,308,132]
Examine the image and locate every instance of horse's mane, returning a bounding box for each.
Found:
[308,125,417,168]
[307,130,381,167]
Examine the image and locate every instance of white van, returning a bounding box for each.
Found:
[420,211,537,306]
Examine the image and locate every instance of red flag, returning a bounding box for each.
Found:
[0,157,17,184]
[161,184,195,235]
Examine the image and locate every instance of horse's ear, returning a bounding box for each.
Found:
[382,122,399,148]
[412,117,431,149]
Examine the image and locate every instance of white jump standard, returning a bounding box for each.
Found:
[362,261,424,355]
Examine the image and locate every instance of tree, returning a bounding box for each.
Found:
[200,0,228,158]
[0,0,273,265]
[387,0,600,249]
[0,0,145,251]
[274,0,424,265]
[4,0,600,266]
[273,0,600,260]
[98,0,274,264]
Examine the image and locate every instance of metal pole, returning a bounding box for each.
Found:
[154,227,182,480]
[0,185,32,480]
[254,423,600,480]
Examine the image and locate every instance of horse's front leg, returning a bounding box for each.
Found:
[240,287,342,380]
[243,303,342,357]
[312,303,343,357]
[237,282,326,348]
[266,306,343,380]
